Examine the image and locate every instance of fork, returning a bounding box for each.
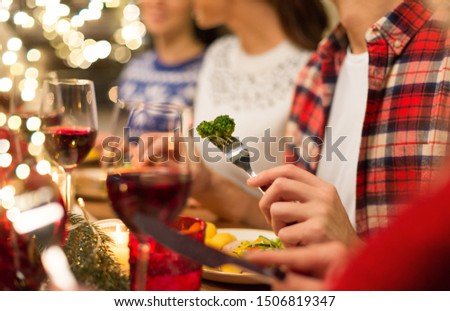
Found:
[209,136,268,193]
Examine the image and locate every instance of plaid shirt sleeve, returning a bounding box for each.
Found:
[285,26,347,172]
[287,0,450,237]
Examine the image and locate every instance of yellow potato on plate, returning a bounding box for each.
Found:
[205,222,217,239]
[220,264,241,274]
[219,251,241,273]
[207,232,237,250]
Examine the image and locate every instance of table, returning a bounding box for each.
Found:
[82,198,271,291]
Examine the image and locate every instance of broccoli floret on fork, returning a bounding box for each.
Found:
[196,115,236,150]
[196,114,266,193]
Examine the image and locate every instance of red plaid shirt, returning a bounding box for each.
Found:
[286,0,450,237]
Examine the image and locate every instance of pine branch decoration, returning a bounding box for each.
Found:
[64,213,129,290]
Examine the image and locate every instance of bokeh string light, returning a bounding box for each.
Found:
[0,114,54,200]
[0,0,146,103]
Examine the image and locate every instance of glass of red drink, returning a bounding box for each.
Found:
[128,216,205,291]
[40,79,98,212]
[105,102,193,290]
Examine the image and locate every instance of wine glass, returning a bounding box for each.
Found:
[8,71,60,144]
[0,127,72,290]
[40,79,98,213]
[105,102,193,290]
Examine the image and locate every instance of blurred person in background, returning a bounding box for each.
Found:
[190,0,329,228]
[117,0,221,123]
[248,0,450,246]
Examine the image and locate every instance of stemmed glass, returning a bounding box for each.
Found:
[8,72,59,144]
[105,102,193,290]
[0,127,75,290]
[40,79,98,212]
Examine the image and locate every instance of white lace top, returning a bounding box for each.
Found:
[194,35,311,197]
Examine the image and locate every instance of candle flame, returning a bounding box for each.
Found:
[115,223,124,244]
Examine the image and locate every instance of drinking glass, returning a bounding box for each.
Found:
[40,79,98,212]
[128,216,205,290]
[8,73,57,139]
[105,102,193,290]
[0,127,68,290]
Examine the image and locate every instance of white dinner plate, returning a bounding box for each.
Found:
[202,228,277,285]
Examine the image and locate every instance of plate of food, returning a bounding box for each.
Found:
[202,225,283,284]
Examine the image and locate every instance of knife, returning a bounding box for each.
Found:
[133,214,285,283]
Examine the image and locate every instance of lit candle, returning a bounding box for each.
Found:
[94,219,130,274]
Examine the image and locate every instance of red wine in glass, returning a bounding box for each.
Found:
[106,166,191,232]
[106,102,192,290]
[40,79,98,213]
[43,126,97,170]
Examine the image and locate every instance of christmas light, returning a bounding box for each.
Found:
[123,4,140,21]
[26,116,41,131]
[27,49,41,62]
[0,185,15,202]
[25,67,39,79]
[16,163,31,180]
[2,51,18,65]
[0,77,13,92]
[0,153,13,168]
[0,9,10,22]
[1,0,147,73]
[10,63,25,76]
[7,115,22,130]
[28,142,43,157]
[36,159,51,175]
[96,40,112,59]
[0,139,10,153]
[7,37,22,51]
[31,131,45,146]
